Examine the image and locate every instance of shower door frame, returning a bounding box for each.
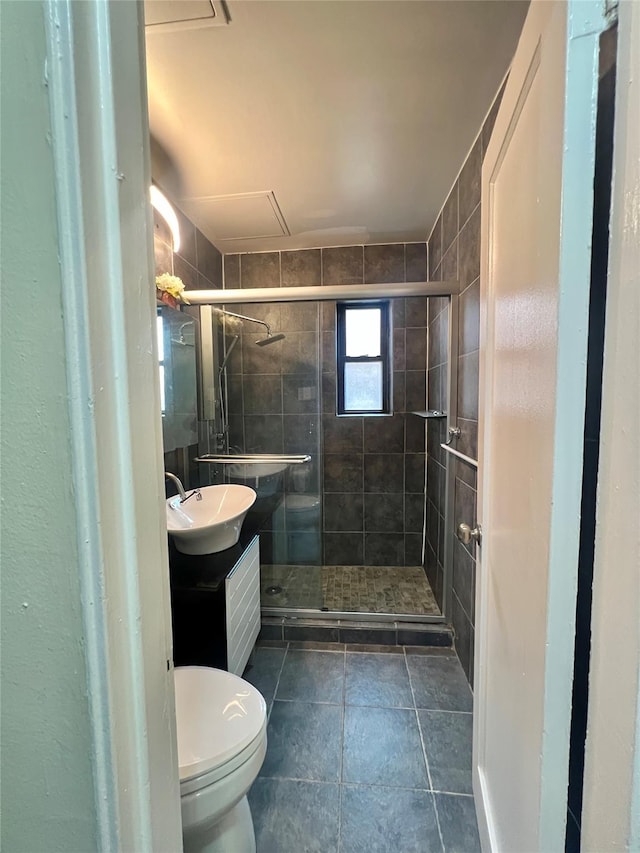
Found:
[195,280,460,625]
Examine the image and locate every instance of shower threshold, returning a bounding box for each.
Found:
[261,607,444,624]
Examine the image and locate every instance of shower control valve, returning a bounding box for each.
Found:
[457,522,482,547]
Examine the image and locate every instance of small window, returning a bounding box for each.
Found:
[336,301,391,415]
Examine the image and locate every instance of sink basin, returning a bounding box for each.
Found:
[227,462,289,497]
[166,484,257,555]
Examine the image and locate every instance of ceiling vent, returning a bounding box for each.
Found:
[144,0,231,33]
[180,191,290,242]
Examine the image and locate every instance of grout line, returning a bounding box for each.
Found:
[404,646,446,852]
[259,773,431,792]
[269,642,289,712]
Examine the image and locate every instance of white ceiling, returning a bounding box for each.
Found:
[145,0,528,254]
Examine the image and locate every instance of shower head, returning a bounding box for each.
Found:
[255,333,286,347]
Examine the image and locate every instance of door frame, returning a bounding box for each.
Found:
[44,1,183,848]
[475,1,607,849]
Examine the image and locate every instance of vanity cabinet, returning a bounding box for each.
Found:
[170,535,261,676]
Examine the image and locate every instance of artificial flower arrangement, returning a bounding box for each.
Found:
[156,273,190,307]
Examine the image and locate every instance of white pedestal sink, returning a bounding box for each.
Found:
[166,484,257,555]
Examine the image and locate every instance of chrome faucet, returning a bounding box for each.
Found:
[165,472,201,504]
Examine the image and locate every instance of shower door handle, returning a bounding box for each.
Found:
[457,523,482,546]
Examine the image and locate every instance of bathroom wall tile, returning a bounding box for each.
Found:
[364,532,404,566]
[405,414,426,453]
[398,627,452,647]
[405,242,428,282]
[321,330,335,369]
[404,493,424,533]
[418,710,473,794]
[405,296,428,328]
[454,477,476,543]
[321,300,336,331]
[428,294,447,324]
[482,77,507,160]
[364,493,404,532]
[426,457,442,508]
[428,214,443,278]
[240,251,281,288]
[174,208,197,267]
[453,538,475,621]
[339,626,397,645]
[345,652,413,708]
[276,650,345,704]
[393,328,406,370]
[405,453,425,493]
[284,627,341,644]
[405,370,427,411]
[172,254,198,291]
[340,786,441,853]
[456,457,477,490]
[242,333,282,374]
[456,417,478,463]
[435,793,481,853]
[223,253,240,289]
[283,374,319,415]
[322,246,363,285]
[261,701,342,781]
[393,372,406,414]
[364,244,405,285]
[283,414,319,454]
[323,415,363,453]
[153,207,172,246]
[458,136,482,229]
[195,229,222,287]
[342,706,428,787]
[459,278,480,355]
[405,327,427,371]
[280,302,319,334]
[153,235,173,277]
[250,778,340,853]
[257,622,284,643]
[404,534,423,567]
[244,414,283,454]
[442,184,459,256]
[324,493,364,532]
[426,419,446,467]
[363,454,404,493]
[458,205,481,290]
[452,593,473,686]
[441,237,458,283]
[458,350,479,420]
[391,296,405,328]
[281,331,319,374]
[281,248,321,287]
[324,533,364,565]
[406,654,473,712]
[364,415,404,453]
[242,374,282,415]
[323,453,363,492]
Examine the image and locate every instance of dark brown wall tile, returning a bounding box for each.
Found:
[324,533,364,565]
[175,208,197,267]
[442,185,459,256]
[283,374,319,414]
[324,453,363,492]
[458,350,479,420]
[364,454,404,492]
[324,493,364,532]
[458,206,480,291]
[224,254,240,288]
[458,137,481,229]
[364,415,404,453]
[281,249,321,287]
[405,243,427,282]
[154,235,173,277]
[243,375,282,414]
[283,414,319,453]
[364,244,405,284]
[196,229,222,287]
[280,302,319,332]
[173,254,198,291]
[428,214,443,278]
[364,532,404,566]
[441,237,458,283]
[322,246,363,285]
[405,370,427,411]
[240,252,280,288]
[364,493,404,532]
[405,453,425,493]
[244,414,283,453]
[405,297,428,328]
[405,327,427,371]
[323,415,363,453]
[459,279,480,356]
[404,494,424,533]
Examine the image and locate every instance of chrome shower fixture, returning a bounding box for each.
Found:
[215,308,286,346]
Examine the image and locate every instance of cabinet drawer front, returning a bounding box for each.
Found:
[226,537,261,675]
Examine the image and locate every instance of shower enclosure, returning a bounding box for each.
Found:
[192,278,458,624]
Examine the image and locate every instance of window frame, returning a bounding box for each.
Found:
[336,299,392,416]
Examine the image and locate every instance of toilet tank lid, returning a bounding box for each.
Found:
[174,666,266,781]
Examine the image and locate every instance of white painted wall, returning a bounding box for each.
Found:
[581,2,640,848]
[0,2,99,849]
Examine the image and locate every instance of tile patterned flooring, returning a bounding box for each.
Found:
[261,565,441,616]
[244,641,480,853]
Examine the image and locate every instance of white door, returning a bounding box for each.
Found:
[475,1,607,850]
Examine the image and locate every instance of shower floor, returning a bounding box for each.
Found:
[260,564,440,617]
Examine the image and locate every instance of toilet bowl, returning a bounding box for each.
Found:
[174,666,267,853]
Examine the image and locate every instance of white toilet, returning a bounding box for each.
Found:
[174,666,267,853]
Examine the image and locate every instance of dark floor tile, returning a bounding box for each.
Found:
[346,643,403,654]
[276,649,344,703]
[243,647,286,707]
[406,655,473,712]
[342,706,428,788]
[404,646,456,657]
[258,623,284,643]
[260,701,342,782]
[340,785,442,853]
[288,640,345,652]
[249,778,340,853]
[435,793,481,853]
[345,653,413,708]
[418,710,473,794]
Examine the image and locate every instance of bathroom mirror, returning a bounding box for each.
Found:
[157,304,198,452]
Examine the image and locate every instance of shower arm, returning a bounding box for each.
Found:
[217,309,273,338]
